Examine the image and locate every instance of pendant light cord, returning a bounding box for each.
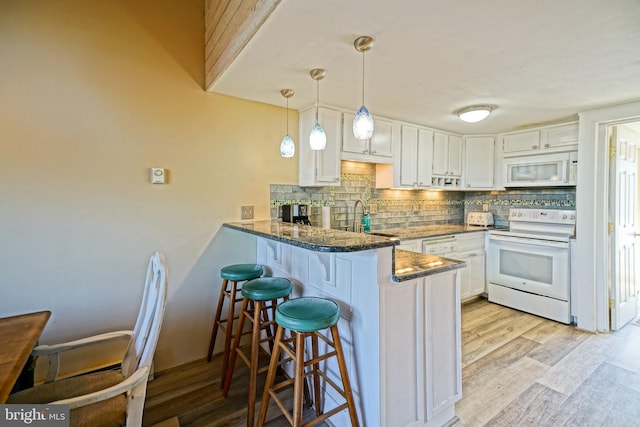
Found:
[315,79,320,124]
[286,97,289,134]
[361,51,365,105]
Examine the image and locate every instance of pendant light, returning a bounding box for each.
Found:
[353,36,375,140]
[309,68,327,150]
[279,89,295,158]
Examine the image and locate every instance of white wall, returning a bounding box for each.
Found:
[0,0,298,375]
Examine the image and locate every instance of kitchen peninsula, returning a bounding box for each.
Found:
[224,221,465,427]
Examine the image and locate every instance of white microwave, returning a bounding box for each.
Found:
[503,152,577,187]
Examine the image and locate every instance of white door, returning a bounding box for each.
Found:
[609,124,639,330]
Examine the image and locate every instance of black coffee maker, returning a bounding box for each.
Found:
[282,204,312,225]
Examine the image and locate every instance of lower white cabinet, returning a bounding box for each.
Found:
[453,233,486,301]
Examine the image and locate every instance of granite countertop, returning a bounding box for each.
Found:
[393,249,466,282]
[224,221,397,252]
[224,221,467,282]
[373,224,504,240]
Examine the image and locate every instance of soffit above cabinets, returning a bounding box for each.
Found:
[205,0,640,135]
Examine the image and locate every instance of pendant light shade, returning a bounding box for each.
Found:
[353,36,375,140]
[309,69,327,150]
[280,89,295,158]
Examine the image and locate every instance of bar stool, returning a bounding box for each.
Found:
[256,297,359,427]
[223,277,293,427]
[207,263,263,386]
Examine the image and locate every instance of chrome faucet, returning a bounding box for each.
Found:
[353,199,367,233]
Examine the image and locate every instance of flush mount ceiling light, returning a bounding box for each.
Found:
[353,35,375,140]
[309,68,327,150]
[455,105,497,123]
[279,89,295,158]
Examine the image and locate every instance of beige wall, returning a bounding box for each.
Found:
[0,0,298,373]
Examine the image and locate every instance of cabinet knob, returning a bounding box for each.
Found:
[363,149,368,154]
[334,178,339,182]
[544,143,550,148]
[532,145,538,149]
[371,150,377,154]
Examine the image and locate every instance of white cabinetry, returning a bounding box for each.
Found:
[342,113,394,163]
[501,122,578,157]
[432,132,463,188]
[380,271,461,426]
[464,136,495,189]
[299,106,342,186]
[397,125,434,188]
[454,233,486,301]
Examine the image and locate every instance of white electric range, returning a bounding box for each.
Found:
[486,208,576,324]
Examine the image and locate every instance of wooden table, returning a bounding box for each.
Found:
[0,311,51,402]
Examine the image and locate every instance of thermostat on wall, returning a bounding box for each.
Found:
[150,168,165,184]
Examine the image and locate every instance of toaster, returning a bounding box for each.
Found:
[466,211,494,227]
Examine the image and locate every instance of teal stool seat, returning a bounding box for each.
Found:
[241,277,292,302]
[276,297,340,332]
[220,264,263,281]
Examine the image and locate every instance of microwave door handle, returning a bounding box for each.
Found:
[489,234,569,248]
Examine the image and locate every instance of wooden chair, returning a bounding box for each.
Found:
[8,252,168,427]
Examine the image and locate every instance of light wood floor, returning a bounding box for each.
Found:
[144,299,640,427]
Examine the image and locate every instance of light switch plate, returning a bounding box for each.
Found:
[241,205,254,219]
[369,204,378,214]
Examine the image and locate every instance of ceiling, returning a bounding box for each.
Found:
[210,0,640,135]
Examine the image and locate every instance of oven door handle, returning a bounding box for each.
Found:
[488,234,569,249]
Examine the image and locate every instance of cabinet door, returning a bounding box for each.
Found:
[448,135,463,176]
[456,252,472,301]
[541,122,578,150]
[370,118,394,157]
[503,130,541,154]
[400,125,418,187]
[464,136,495,188]
[341,112,368,154]
[469,251,486,297]
[432,132,449,175]
[315,108,342,184]
[417,129,434,187]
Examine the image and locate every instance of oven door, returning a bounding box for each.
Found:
[487,234,570,300]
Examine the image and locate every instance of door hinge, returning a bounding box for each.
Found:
[609,140,616,158]
[609,298,615,309]
[608,222,615,233]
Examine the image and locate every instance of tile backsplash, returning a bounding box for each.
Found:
[271,162,575,230]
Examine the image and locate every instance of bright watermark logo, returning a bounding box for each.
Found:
[0,405,68,426]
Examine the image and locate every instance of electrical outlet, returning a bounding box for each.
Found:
[413,203,420,212]
[483,204,489,212]
[241,205,254,220]
[369,204,378,214]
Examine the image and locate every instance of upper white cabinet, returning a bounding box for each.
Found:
[464,136,495,189]
[342,113,394,164]
[432,132,463,189]
[397,125,434,189]
[299,107,342,187]
[501,122,578,157]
